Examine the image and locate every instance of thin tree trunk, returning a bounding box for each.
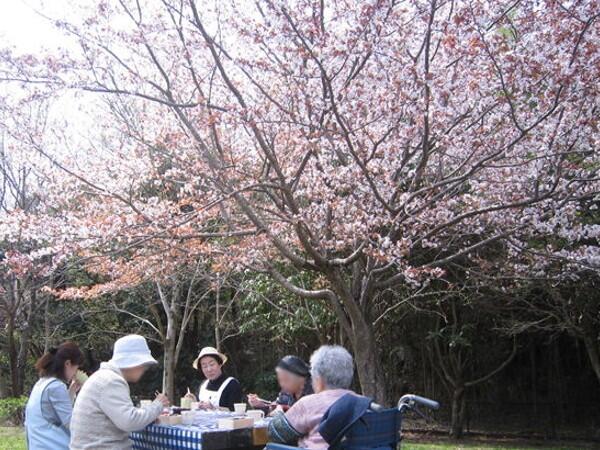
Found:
[215,283,221,348]
[16,290,35,396]
[163,327,176,400]
[7,315,19,396]
[583,334,600,385]
[157,282,178,400]
[43,283,53,353]
[450,384,466,439]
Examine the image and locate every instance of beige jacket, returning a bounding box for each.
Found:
[70,362,163,450]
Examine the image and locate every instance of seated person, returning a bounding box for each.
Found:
[70,334,169,450]
[248,355,313,413]
[25,342,84,450]
[268,345,356,449]
[184,346,243,411]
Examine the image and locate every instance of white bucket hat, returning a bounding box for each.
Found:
[110,335,158,369]
[192,346,228,370]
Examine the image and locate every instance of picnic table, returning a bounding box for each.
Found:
[130,412,270,450]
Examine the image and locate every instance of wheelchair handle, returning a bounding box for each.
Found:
[398,394,440,411]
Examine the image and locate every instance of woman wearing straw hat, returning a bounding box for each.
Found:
[70,335,170,450]
[184,346,243,411]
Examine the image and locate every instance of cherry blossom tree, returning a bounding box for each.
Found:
[1,0,599,403]
[0,104,65,396]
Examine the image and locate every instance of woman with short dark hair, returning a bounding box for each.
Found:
[248,355,313,413]
[25,341,84,450]
[268,346,356,449]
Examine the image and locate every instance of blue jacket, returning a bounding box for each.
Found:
[318,393,372,447]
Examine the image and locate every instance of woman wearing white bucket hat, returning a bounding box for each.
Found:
[70,335,170,450]
[184,346,243,411]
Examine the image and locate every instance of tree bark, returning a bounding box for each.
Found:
[348,313,387,403]
[157,282,179,400]
[450,385,466,439]
[162,325,177,400]
[7,314,20,396]
[215,283,221,349]
[15,290,35,396]
[583,333,600,385]
[326,267,388,403]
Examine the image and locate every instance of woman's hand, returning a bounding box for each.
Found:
[68,380,82,397]
[198,400,214,410]
[155,392,170,408]
[247,394,263,408]
[184,392,197,401]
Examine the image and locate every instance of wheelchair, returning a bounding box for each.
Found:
[265,394,439,450]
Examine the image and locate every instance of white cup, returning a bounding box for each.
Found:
[246,409,265,420]
[190,401,201,410]
[234,403,247,414]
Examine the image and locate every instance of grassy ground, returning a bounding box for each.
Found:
[0,427,26,450]
[402,444,593,450]
[401,435,600,450]
[0,427,596,450]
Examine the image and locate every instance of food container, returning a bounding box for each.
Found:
[246,410,265,420]
[169,415,183,425]
[157,414,183,426]
[217,417,254,430]
[157,415,170,425]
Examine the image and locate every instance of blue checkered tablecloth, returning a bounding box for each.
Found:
[130,425,203,450]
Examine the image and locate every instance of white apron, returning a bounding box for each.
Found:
[198,377,234,408]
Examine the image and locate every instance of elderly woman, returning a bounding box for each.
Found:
[25,342,84,450]
[248,355,313,413]
[184,346,243,411]
[268,346,355,449]
[70,335,170,450]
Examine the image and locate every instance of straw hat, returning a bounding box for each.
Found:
[109,335,158,369]
[192,346,228,370]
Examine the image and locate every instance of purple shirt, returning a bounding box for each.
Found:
[284,389,354,449]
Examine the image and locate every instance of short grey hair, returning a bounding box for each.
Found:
[310,345,354,389]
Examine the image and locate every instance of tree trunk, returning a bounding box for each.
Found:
[450,385,466,439]
[214,283,221,348]
[16,290,35,396]
[157,282,179,400]
[162,311,177,400]
[7,315,20,396]
[583,334,600,385]
[348,311,387,403]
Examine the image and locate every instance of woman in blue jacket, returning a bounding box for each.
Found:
[25,341,84,450]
